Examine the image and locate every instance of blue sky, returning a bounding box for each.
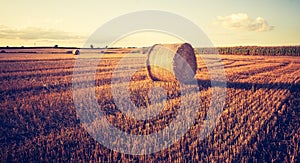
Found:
[0,0,299,47]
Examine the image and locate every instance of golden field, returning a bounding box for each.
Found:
[0,49,299,162]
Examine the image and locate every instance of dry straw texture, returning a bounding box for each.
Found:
[146,43,197,82]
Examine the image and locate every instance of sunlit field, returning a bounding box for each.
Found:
[0,49,299,162]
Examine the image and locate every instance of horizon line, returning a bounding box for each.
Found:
[1,45,300,49]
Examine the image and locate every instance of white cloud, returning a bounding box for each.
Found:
[216,13,274,32]
[0,25,84,40]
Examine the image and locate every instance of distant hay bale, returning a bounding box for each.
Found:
[72,49,80,55]
[146,43,197,82]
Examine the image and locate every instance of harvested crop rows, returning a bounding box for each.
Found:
[0,53,299,162]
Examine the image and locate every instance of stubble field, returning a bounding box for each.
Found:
[0,50,299,162]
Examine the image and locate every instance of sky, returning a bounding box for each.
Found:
[0,0,299,47]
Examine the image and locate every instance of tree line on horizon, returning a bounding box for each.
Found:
[197,46,300,56]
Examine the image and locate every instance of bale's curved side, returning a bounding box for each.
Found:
[147,44,176,81]
[147,43,197,82]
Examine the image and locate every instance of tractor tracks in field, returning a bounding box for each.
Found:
[0,72,149,103]
[232,79,300,162]
[227,61,290,81]
[0,64,145,82]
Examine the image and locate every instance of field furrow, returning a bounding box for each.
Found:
[0,53,299,162]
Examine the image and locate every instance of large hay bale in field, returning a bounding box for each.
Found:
[72,49,80,55]
[146,43,197,82]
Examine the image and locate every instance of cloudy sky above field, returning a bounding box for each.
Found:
[0,0,299,47]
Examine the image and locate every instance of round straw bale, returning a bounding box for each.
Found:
[146,43,197,82]
[72,49,80,55]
